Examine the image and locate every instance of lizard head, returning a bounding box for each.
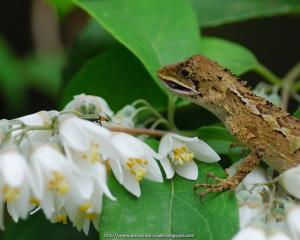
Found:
[157,55,229,102]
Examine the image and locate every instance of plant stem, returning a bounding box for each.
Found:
[106,126,168,137]
[254,62,281,85]
[281,62,300,110]
[150,118,170,129]
[289,63,300,91]
[167,96,177,131]
[131,99,167,120]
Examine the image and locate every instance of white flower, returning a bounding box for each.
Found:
[233,166,267,192]
[59,116,112,152]
[267,231,292,240]
[59,162,111,235]
[13,111,57,150]
[236,188,264,229]
[59,115,123,185]
[0,149,32,226]
[64,94,113,117]
[253,83,281,106]
[64,146,116,202]
[232,225,266,240]
[0,119,11,144]
[158,133,220,180]
[286,206,300,240]
[239,205,262,229]
[17,110,58,127]
[30,144,76,219]
[109,133,163,197]
[111,105,136,128]
[279,164,300,199]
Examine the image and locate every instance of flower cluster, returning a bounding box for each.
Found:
[0,94,220,235]
[231,163,300,240]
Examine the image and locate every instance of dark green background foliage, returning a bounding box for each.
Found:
[1,0,300,239]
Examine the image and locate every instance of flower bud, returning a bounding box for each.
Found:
[279,165,300,199]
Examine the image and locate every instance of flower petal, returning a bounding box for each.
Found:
[18,111,50,126]
[94,163,116,201]
[187,140,220,163]
[0,151,27,187]
[111,133,144,160]
[279,166,300,199]
[174,161,198,180]
[107,157,123,183]
[59,116,90,152]
[268,231,291,240]
[242,167,267,190]
[158,134,174,156]
[122,170,141,197]
[232,226,266,240]
[144,158,163,182]
[159,157,175,179]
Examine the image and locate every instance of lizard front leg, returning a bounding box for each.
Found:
[194,145,265,198]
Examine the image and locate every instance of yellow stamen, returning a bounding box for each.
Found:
[48,171,69,194]
[2,185,19,203]
[55,214,67,224]
[82,143,102,163]
[79,202,92,212]
[91,143,100,163]
[86,213,97,220]
[171,145,194,165]
[105,160,111,174]
[126,158,147,182]
[79,202,98,220]
[29,197,40,205]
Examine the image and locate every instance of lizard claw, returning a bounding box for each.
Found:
[194,173,239,199]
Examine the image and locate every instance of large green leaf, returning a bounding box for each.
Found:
[191,0,300,27]
[201,37,257,75]
[198,126,237,154]
[61,46,167,111]
[100,161,239,240]
[73,0,201,95]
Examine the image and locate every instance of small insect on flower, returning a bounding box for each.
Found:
[97,113,112,126]
[64,94,113,117]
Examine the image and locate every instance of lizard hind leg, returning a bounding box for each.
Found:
[193,147,263,199]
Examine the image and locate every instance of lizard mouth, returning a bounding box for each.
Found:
[160,79,193,94]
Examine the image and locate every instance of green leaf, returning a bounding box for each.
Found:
[63,20,117,81]
[21,54,64,98]
[0,37,27,113]
[201,37,257,75]
[198,126,237,154]
[191,0,300,27]
[101,162,238,240]
[46,0,75,19]
[2,212,97,240]
[61,46,167,111]
[73,0,201,95]
[294,107,300,119]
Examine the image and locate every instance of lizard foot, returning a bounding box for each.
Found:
[193,172,239,199]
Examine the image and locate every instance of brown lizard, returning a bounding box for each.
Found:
[157,55,300,196]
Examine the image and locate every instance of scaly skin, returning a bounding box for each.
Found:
[157,55,300,195]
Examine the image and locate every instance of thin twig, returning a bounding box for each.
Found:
[106,126,169,137]
[254,62,281,85]
[281,62,300,110]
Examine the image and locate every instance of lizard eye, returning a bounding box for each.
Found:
[179,67,192,78]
